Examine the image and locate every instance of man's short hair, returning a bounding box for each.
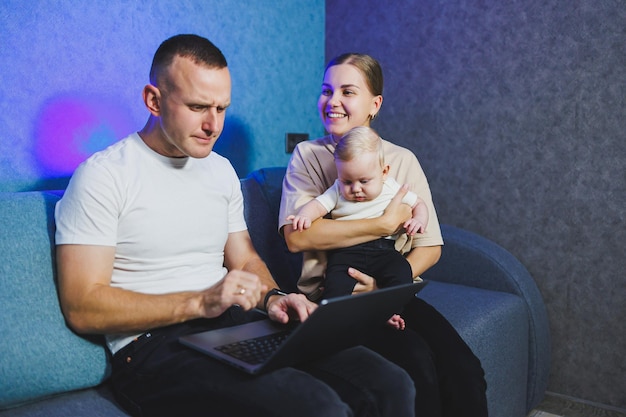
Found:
[149,34,228,85]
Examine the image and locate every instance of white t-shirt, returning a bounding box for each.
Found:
[55,133,247,353]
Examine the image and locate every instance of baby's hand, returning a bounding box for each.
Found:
[286,215,312,232]
[386,314,406,330]
[403,219,425,236]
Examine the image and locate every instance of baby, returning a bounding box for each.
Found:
[288,126,429,329]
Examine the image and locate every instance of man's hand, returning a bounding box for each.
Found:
[199,270,266,318]
[266,292,317,324]
[349,267,379,295]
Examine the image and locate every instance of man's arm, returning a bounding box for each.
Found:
[56,244,214,334]
[223,230,316,323]
[223,230,277,309]
[58,232,317,336]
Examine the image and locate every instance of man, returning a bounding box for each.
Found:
[55,34,415,417]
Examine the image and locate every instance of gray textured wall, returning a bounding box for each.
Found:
[326,0,625,408]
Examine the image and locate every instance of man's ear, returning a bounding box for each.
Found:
[142,84,161,116]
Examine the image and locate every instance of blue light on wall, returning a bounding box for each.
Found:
[0,1,324,192]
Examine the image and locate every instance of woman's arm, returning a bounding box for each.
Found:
[283,186,413,252]
[405,245,441,277]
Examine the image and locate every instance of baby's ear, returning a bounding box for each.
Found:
[382,164,390,179]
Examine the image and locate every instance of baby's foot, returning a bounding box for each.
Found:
[386,314,406,330]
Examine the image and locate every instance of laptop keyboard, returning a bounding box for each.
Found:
[215,331,292,365]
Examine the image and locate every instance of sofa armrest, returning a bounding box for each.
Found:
[422,224,551,410]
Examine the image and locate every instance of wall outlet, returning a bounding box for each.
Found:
[285,133,309,153]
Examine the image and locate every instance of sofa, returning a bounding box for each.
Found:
[0,167,550,417]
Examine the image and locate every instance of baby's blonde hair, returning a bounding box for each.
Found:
[334,126,384,167]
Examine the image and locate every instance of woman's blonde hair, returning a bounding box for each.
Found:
[325,53,383,96]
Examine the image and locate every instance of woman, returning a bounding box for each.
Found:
[278,53,488,417]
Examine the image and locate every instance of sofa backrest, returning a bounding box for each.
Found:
[0,191,109,410]
[241,167,302,293]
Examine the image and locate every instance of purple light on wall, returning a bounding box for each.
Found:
[34,94,135,176]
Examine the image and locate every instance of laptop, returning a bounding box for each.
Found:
[179,281,427,374]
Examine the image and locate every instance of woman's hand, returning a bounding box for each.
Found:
[378,185,413,235]
[349,267,379,295]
